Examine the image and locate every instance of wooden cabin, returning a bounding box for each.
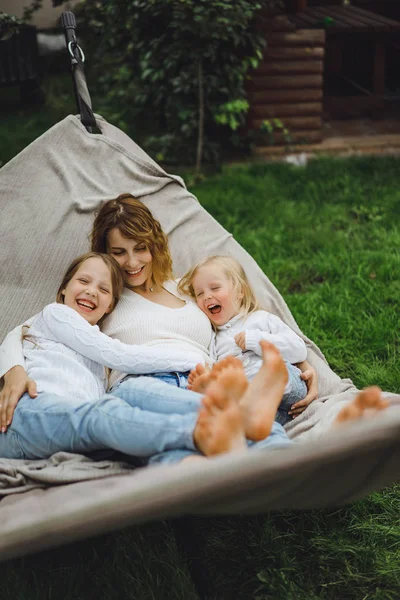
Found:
[248,0,400,149]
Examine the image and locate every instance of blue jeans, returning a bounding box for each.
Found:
[122,371,190,389]
[124,365,305,427]
[275,363,307,426]
[136,365,305,427]
[0,377,197,460]
[115,377,292,464]
[0,376,292,463]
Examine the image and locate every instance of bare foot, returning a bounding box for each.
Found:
[240,341,288,442]
[193,366,247,456]
[188,356,247,394]
[209,356,244,380]
[188,363,211,393]
[335,386,389,425]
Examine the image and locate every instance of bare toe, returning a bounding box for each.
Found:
[335,386,389,426]
[207,365,248,404]
[193,370,247,456]
[354,386,388,410]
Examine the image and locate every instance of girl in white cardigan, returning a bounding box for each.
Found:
[179,255,310,425]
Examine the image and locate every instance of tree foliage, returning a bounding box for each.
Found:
[76,0,283,165]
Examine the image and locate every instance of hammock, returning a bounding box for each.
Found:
[0,15,399,562]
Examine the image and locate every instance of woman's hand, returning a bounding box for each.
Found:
[288,360,318,418]
[0,366,37,432]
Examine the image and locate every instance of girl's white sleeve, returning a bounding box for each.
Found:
[244,312,307,364]
[42,304,204,373]
[208,332,217,365]
[0,316,35,379]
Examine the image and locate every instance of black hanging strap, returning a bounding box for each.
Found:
[60,11,97,132]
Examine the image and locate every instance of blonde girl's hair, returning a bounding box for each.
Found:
[56,252,124,323]
[90,193,173,287]
[178,255,260,318]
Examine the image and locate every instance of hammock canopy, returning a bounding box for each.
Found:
[0,113,399,562]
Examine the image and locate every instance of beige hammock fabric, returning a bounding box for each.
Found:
[0,115,399,561]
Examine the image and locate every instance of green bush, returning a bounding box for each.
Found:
[76,0,283,166]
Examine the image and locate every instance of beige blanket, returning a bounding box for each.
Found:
[0,452,133,495]
[0,115,399,560]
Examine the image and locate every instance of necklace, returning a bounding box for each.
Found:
[149,286,154,292]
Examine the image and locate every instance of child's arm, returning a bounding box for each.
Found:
[237,312,307,364]
[42,303,205,373]
[209,331,217,364]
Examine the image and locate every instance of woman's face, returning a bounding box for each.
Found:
[107,228,153,289]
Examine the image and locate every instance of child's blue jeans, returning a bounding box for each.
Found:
[135,364,307,427]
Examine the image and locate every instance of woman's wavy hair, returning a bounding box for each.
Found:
[56,252,124,322]
[178,255,260,319]
[90,194,173,287]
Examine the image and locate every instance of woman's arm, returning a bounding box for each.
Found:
[42,304,205,373]
[288,359,318,418]
[0,319,37,432]
[241,312,308,364]
[0,366,38,432]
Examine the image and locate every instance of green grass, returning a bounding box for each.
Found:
[0,75,77,168]
[1,93,400,599]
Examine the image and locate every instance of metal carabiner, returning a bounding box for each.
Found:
[68,41,85,63]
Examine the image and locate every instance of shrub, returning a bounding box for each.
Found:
[76,0,283,167]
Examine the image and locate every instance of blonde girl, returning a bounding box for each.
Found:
[179,255,313,424]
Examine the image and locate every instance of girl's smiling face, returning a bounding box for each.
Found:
[107,228,153,290]
[192,265,243,326]
[62,257,113,325]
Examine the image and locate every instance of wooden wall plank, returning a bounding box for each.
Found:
[256,60,323,75]
[267,30,325,46]
[265,47,325,60]
[251,116,322,130]
[251,102,322,118]
[251,74,323,89]
[250,88,324,104]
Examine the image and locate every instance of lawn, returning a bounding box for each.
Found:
[0,81,400,599]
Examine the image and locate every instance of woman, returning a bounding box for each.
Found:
[91,193,213,393]
[0,194,318,443]
[93,194,317,399]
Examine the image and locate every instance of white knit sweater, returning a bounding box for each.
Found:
[18,303,205,403]
[0,281,212,391]
[103,280,212,387]
[210,311,308,391]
